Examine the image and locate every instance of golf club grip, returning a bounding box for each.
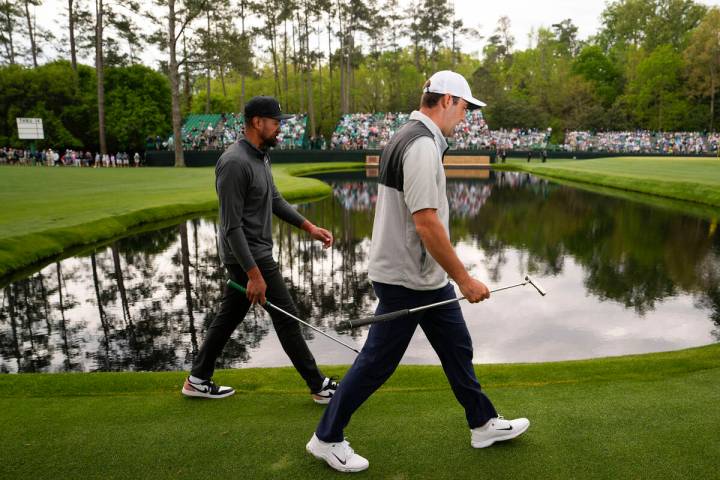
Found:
[227,279,247,294]
[350,309,410,328]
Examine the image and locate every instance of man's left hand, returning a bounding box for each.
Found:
[310,226,333,249]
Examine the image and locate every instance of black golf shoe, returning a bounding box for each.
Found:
[181,377,235,399]
[312,377,338,405]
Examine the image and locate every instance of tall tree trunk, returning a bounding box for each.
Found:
[327,19,333,117]
[23,0,37,67]
[346,34,353,112]
[96,0,107,155]
[711,72,716,132]
[240,3,246,112]
[205,10,211,114]
[317,18,323,128]
[1,6,16,65]
[305,11,315,137]
[127,37,135,64]
[337,3,347,114]
[298,14,306,113]
[283,20,289,110]
[270,20,280,98]
[183,32,191,113]
[220,65,227,97]
[68,0,77,72]
[168,0,185,166]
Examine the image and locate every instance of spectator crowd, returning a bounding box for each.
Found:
[331,113,411,150]
[563,130,720,154]
[0,147,143,167]
[331,111,553,151]
[171,112,311,151]
[6,113,720,166]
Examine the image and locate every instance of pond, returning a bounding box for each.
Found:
[1,169,718,373]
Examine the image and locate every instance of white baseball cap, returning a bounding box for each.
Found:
[423,70,486,108]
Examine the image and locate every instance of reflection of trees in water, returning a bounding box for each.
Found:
[0,279,54,372]
[0,218,275,373]
[54,262,85,371]
[278,195,376,339]
[169,221,270,369]
[472,171,719,318]
[695,236,720,341]
[3,172,719,371]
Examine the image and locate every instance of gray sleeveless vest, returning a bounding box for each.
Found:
[378,119,441,192]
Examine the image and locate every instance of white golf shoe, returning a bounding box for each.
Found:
[471,416,530,448]
[306,433,369,473]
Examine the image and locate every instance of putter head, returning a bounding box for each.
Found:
[524,275,547,296]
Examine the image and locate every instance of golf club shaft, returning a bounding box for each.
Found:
[345,281,532,329]
[227,279,360,354]
[406,281,529,314]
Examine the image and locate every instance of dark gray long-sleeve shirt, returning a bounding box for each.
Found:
[216,138,306,271]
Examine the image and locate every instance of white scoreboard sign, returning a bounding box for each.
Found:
[16,117,44,140]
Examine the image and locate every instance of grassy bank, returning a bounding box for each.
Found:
[494,156,720,208]
[0,163,362,278]
[4,156,720,279]
[1,343,718,479]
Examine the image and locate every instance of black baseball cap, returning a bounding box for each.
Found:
[244,96,293,121]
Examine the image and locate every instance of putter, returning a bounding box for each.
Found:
[226,279,360,354]
[341,275,547,329]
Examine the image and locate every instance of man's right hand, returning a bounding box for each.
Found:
[458,276,491,303]
[245,267,267,305]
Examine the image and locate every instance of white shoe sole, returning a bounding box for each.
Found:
[312,394,332,405]
[306,441,369,473]
[181,387,235,399]
[471,421,530,448]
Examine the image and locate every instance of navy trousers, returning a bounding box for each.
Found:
[316,281,498,443]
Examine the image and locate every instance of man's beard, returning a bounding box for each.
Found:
[261,133,279,149]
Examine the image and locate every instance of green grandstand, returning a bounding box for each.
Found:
[166,113,308,150]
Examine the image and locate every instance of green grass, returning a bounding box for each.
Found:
[494,156,720,208]
[0,163,362,278]
[1,344,718,479]
[4,156,720,278]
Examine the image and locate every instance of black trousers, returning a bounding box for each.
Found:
[316,281,498,442]
[191,257,326,393]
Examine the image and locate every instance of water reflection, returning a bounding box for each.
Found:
[1,171,718,372]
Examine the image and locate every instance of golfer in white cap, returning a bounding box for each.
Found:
[305,71,529,473]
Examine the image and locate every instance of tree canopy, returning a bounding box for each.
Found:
[0,0,718,152]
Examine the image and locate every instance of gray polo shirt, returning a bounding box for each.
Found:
[216,138,306,270]
[368,110,450,290]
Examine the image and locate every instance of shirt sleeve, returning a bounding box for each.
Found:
[402,136,440,214]
[271,178,307,228]
[216,160,256,271]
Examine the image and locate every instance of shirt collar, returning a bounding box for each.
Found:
[409,110,448,151]
[239,136,266,159]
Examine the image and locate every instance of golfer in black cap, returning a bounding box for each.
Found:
[182,96,338,403]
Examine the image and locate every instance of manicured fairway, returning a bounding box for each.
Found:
[496,157,720,207]
[1,344,718,479]
[0,163,361,277]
